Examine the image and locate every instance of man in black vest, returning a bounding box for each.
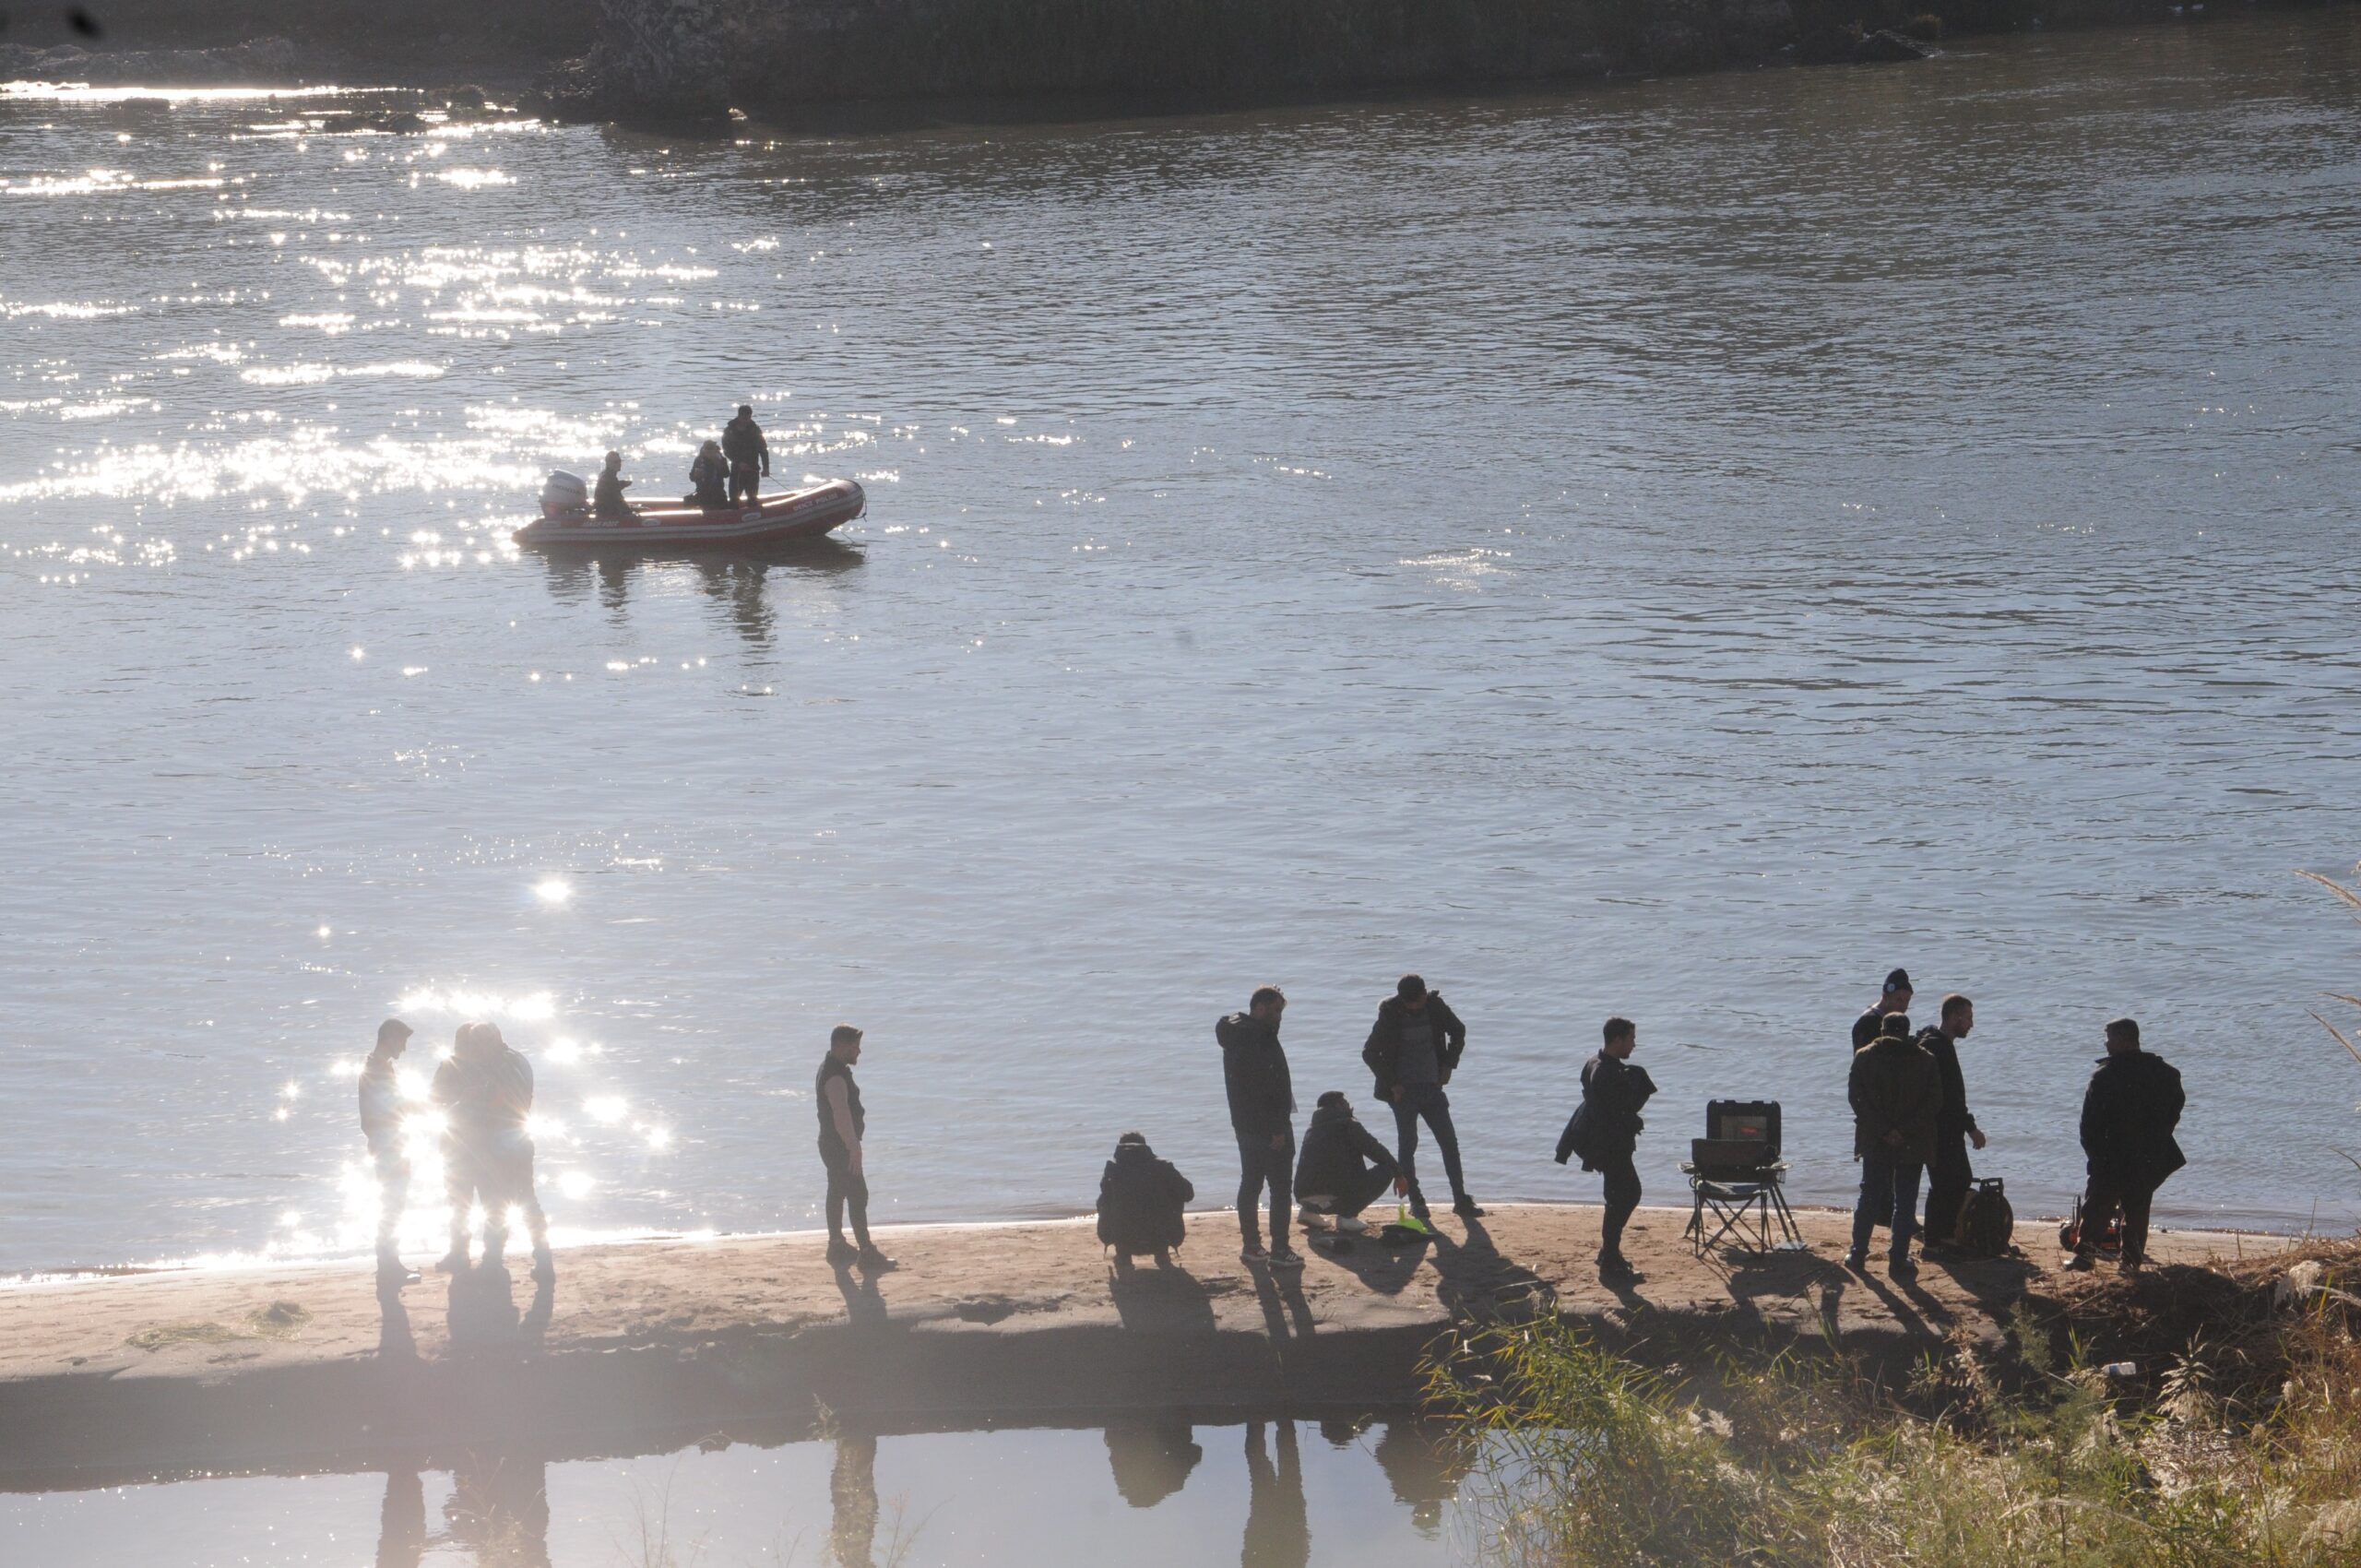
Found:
[1916,993,1987,1251]
[2066,1016,2185,1272]
[817,1023,894,1272]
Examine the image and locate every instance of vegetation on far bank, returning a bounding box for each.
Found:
[1428,1238,2361,1566]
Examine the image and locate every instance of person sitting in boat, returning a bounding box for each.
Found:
[593,450,635,521]
[689,440,730,509]
[721,404,769,505]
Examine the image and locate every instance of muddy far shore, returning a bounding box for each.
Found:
[0,0,2326,129]
[0,1202,2295,1491]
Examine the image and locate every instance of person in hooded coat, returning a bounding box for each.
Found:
[2067,1016,2186,1271]
[1293,1090,1404,1230]
[1846,1012,1940,1275]
[1217,985,1299,1266]
[689,440,731,508]
[1097,1131,1194,1266]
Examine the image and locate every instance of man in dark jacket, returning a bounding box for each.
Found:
[360,1017,416,1286]
[1218,986,1299,1267]
[1362,974,1478,1219]
[2067,1017,2186,1272]
[721,404,769,505]
[1294,1091,1404,1231]
[1097,1131,1194,1268]
[1916,993,1988,1249]
[1846,1013,1940,1275]
[1556,1016,1656,1279]
[1851,967,1914,1051]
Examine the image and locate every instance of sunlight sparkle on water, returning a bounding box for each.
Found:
[585,1096,627,1125]
[532,877,572,905]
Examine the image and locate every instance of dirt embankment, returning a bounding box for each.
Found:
[0,1203,2287,1491]
[0,0,580,86]
[6,0,2314,126]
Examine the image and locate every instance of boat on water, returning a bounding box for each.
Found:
[514,476,865,552]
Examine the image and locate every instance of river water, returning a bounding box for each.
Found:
[3,13,2359,1273]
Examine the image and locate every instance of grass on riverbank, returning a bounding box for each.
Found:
[1429,1240,2361,1566]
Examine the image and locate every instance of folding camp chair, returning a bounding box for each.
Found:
[1680,1099,1804,1256]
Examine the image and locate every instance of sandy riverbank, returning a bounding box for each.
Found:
[2,0,2322,128]
[0,1202,2290,1489]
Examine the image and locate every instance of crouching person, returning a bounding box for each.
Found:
[1295,1091,1405,1234]
[1097,1132,1194,1271]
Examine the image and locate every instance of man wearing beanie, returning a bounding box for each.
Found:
[1846,1010,1940,1276]
[1851,968,1915,1051]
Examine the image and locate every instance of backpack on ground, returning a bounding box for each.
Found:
[1952,1176,2014,1256]
[2057,1195,2121,1257]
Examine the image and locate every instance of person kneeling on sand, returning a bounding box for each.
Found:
[1294,1091,1405,1234]
[1097,1131,1194,1271]
[1557,1016,1655,1280]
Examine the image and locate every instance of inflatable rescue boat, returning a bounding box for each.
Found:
[514,474,865,551]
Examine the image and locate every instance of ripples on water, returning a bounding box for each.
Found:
[2,16,2358,1271]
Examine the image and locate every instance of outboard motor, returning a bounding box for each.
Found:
[540,469,588,517]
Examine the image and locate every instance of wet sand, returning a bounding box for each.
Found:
[0,1203,2287,1488]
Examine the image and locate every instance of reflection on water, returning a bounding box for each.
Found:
[6,13,2361,1274]
[534,539,865,647]
[0,1414,1465,1567]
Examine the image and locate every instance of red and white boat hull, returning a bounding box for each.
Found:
[514,479,864,550]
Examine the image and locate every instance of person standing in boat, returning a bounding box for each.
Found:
[689,439,731,509]
[722,404,769,505]
[818,1023,895,1273]
[592,450,634,520]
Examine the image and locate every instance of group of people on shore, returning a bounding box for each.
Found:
[356,963,2188,1291]
[361,1017,552,1287]
[1842,968,2186,1277]
[591,404,772,518]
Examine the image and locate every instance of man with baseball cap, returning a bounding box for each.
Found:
[359,1018,417,1286]
[1851,968,1914,1051]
